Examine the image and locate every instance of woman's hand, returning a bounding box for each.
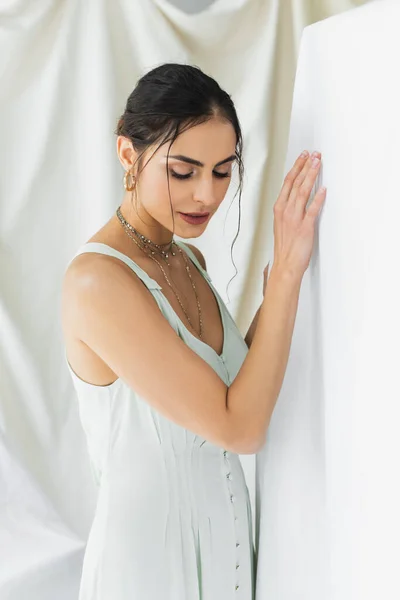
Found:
[272,150,326,279]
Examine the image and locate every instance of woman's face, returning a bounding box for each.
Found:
[117,117,237,240]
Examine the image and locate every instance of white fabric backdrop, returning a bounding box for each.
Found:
[0,0,368,597]
[255,1,400,598]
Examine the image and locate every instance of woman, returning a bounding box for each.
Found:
[61,63,325,599]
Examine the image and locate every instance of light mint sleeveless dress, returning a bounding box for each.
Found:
[65,241,255,600]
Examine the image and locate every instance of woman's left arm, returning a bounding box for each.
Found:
[187,243,270,350]
[244,305,262,349]
[245,262,270,349]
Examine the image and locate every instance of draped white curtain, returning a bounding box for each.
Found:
[0,0,370,597]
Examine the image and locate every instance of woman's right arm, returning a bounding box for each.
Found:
[226,150,326,452]
[226,267,303,453]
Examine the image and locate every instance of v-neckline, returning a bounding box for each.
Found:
[78,241,227,361]
[170,241,227,361]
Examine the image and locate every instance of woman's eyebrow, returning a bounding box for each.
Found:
[165,154,236,168]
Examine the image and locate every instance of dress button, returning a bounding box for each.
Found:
[236,542,240,548]
[235,585,240,590]
[226,472,232,480]
[236,564,240,569]
[230,495,236,503]
[223,450,229,457]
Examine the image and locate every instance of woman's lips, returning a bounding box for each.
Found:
[178,212,210,225]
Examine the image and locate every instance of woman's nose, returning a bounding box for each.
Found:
[193,177,217,206]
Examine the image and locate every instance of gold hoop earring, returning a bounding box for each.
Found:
[124,170,136,192]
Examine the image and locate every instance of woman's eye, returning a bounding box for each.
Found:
[170,170,231,180]
[171,170,193,180]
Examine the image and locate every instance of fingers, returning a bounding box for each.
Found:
[292,154,322,216]
[274,151,311,211]
[305,185,327,222]
[274,150,325,222]
[287,152,321,207]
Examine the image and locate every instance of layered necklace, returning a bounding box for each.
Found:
[115,205,204,339]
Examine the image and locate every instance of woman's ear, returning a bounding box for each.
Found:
[116,135,137,172]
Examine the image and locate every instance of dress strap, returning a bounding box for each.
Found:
[68,242,163,290]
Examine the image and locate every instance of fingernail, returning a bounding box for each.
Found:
[312,157,320,168]
[301,150,309,157]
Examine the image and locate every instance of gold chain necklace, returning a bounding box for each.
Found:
[115,206,203,339]
[116,206,176,264]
